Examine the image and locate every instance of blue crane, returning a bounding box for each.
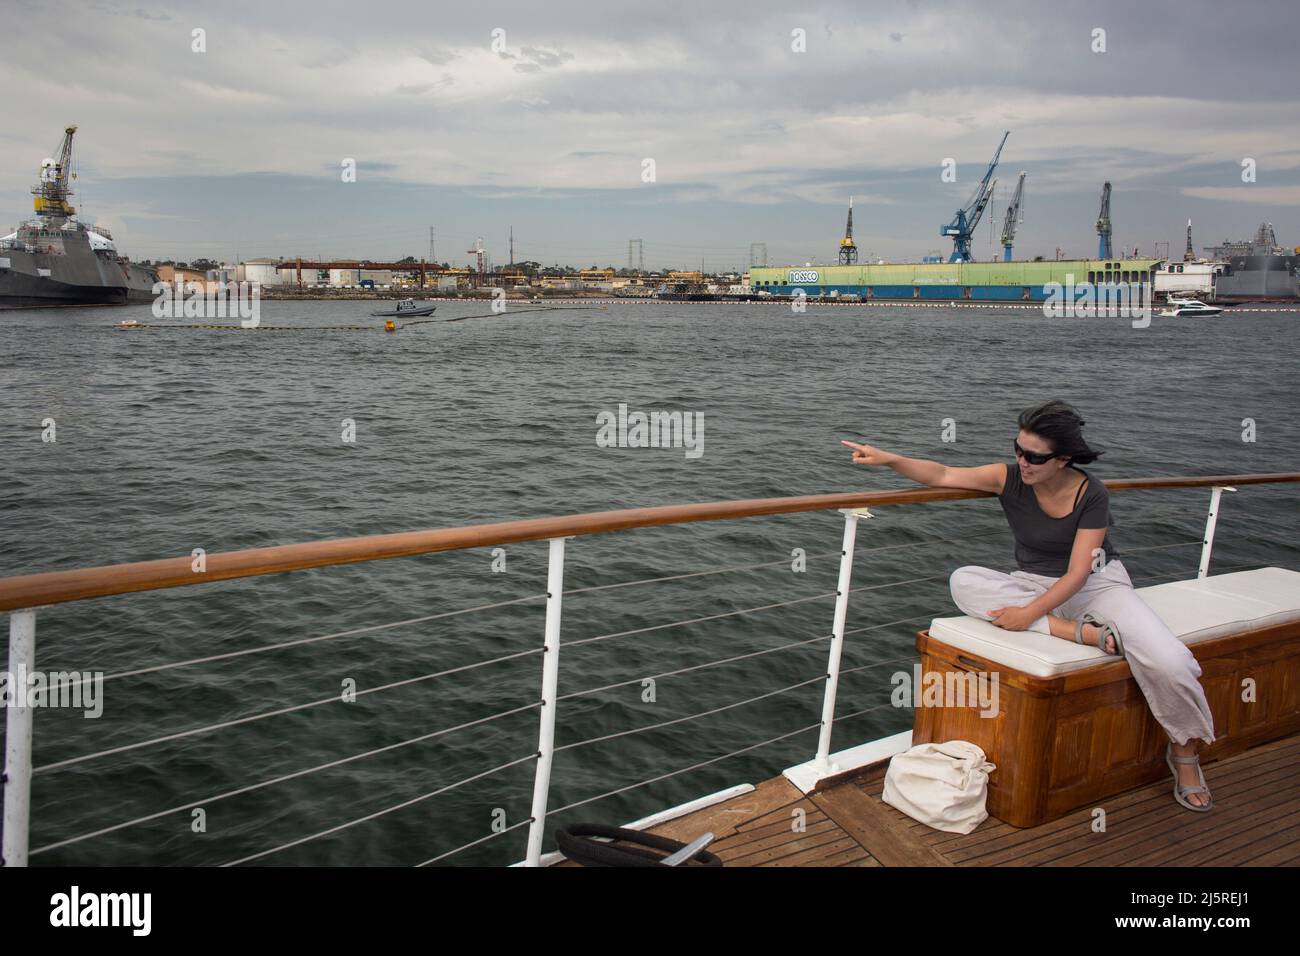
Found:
[1000,171,1027,262]
[941,130,1009,262]
[1096,182,1112,259]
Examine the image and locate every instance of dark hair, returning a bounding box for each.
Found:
[1017,399,1103,465]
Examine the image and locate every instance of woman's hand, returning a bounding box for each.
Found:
[841,440,896,467]
[988,605,1037,631]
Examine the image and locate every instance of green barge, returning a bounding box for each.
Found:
[749,259,1163,301]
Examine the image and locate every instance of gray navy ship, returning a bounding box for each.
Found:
[0,126,158,309]
[1207,222,1299,303]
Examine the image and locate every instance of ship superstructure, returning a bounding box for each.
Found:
[0,126,158,309]
[1205,222,1299,302]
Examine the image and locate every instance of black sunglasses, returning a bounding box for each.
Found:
[1014,440,1057,465]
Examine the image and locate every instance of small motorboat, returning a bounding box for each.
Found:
[1158,297,1223,317]
[115,319,146,330]
[371,299,436,317]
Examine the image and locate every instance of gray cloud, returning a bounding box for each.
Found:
[418,48,459,66]
[0,0,1295,268]
[508,45,576,73]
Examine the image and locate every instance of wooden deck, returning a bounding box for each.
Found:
[624,731,1300,866]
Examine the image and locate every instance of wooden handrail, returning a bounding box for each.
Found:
[1,472,1296,613]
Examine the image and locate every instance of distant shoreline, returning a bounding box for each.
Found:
[259,289,630,301]
[251,292,1299,312]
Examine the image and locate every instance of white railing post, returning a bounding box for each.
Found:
[3,609,37,868]
[525,537,568,867]
[816,508,868,772]
[1198,485,1236,578]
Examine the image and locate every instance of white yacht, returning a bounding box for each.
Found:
[1159,297,1224,317]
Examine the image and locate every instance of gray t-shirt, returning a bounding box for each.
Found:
[997,462,1120,576]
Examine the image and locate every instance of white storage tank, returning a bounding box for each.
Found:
[242,259,284,286]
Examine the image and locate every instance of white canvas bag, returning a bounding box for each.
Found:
[881,740,996,834]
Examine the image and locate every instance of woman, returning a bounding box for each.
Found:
[841,399,1216,812]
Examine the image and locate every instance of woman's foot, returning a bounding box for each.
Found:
[1046,615,1118,653]
[1080,622,1119,655]
[1168,741,1212,809]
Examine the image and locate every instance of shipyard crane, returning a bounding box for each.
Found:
[838,196,858,264]
[941,130,1009,262]
[1096,182,1112,259]
[1000,171,1027,262]
[32,125,77,218]
[467,237,487,286]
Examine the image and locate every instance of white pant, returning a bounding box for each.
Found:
[948,559,1216,747]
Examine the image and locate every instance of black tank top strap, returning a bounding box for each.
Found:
[1071,469,1088,511]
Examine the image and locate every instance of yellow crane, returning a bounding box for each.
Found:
[838,196,857,264]
[32,125,77,218]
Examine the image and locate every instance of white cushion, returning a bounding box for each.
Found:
[927,567,1300,678]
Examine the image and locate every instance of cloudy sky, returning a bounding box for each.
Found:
[2,0,1297,269]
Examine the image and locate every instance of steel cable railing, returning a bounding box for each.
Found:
[557,633,832,701]
[557,618,930,703]
[558,526,1009,598]
[842,613,937,638]
[254,654,921,867]
[29,625,926,855]
[556,675,830,753]
[416,818,533,867]
[2,475,1286,868]
[22,547,947,862]
[1114,538,1202,555]
[34,593,548,697]
[836,653,930,678]
[1133,561,1281,584]
[28,700,543,856]
[545,722,825,821]
[441,639,927,863]
[562,591,841,650]
[541,700,903,826]
[421,671,918,865]
[562,574,947,653]
[220,752,541,867]
[32,527,1002,698]
[29,573,942,775]
[19,550,943,864]
[412,719,835,866]
[560,551,843,594]
[32,647,543,774]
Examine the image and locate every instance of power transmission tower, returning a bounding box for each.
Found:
[509,226,514,265]
[429,226,435,264]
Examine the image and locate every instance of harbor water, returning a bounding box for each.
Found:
[1,301,1297,865]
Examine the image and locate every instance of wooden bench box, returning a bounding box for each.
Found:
[910,568,1300,828]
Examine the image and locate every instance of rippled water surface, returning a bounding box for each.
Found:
[1,300,1297,865]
